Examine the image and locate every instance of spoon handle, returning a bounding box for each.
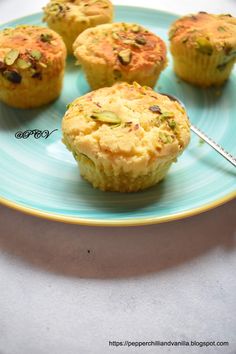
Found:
[191,124,236,168]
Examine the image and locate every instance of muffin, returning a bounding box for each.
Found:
[169,12,236,87]
[0,25,66,109]
[73,22,167,90]
[62,82,190,192]
[43,0,113,54]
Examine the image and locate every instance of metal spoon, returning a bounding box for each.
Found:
[162,93,236,168]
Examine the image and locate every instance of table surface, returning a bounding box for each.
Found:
[0,1,236,353]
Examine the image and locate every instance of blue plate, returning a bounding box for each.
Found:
[0,6,235,226]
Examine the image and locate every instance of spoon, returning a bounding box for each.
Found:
[162,93,236,168]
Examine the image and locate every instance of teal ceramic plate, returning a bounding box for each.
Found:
[0,6,236,226]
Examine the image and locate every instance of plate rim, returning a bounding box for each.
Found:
[0,7,235,227]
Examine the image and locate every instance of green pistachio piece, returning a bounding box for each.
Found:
[218,26,226,32]
[39,62,47,68]
[160,112,175,119]
[135,35,147,45]
[91,111,121,124]
[132,25,141,33]
[168,120,176,129]
[4,49,20,66]
[118,49,132,65]
[30,50,42,61]
[196,37,213,55]
[16,58,31,69]
[112,32,119,40]
[123,39,134,45]
[3,70,22,84]
[159,132,168,144]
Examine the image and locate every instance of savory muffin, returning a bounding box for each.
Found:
[169,12,236,87]
[62,82,190,192]
[73,22,167,90]
[0,25,66,109]
[43,0,113,54]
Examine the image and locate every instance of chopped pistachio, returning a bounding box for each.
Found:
[123,39,134,45]
[160,112,175,119]
[66,102,72,110]
[16,58,31,69]
[91,111,121,124]
[3,70,22,84]
[135,35,146,45]
[132,25,141,33]
[39,62,47,68]
[159,131,168,144]
[40,33,53,43]
[4,49,20,66]
[112,32,119,40]
[168,120,176,129]
[30,50,42,61]
[118,49,132,65]
[218,26,226,32]
[196,37,213,55]
[149,105,162,114]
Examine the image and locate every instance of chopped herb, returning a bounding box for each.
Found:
[118,49,132,65]
[135,35,146,45]
[91,111,121,124]
[40,33,53,43]
[149,105,162,114]
[4,49,20,66]
[196,37,213,55]
[3,70,22,83]
[30,50,42,61]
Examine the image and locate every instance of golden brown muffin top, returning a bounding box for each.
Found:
[62,82,190,172]
[43,0,112,22]
[73,22,167,72]
[0,25,66,84]
[169,12,236,55]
